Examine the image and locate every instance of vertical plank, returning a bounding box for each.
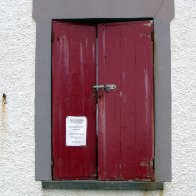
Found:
[98,21,154,180]
[98,24,122,180]
[52,22,96,180]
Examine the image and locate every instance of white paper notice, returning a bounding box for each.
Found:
[66,116,87,146]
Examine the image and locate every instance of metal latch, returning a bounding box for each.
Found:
[93,84,116,92]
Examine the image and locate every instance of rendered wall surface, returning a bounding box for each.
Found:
[0,0,196,195]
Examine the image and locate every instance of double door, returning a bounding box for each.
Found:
[52,21,154,181]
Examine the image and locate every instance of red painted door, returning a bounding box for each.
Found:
[52,22,97,180]
[52,20,154,181]
[98,21,154,180]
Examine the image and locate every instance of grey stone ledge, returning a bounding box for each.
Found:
[42,180,164,190]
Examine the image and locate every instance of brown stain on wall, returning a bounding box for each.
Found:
[143,191,148,196]
[143,190,164,196]
[1,94,7,132]
[159,190,164,196]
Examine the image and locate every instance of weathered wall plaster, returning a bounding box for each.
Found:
[0,0,196,195]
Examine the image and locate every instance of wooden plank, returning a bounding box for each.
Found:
[52,22,97,180]
[98,21,154,180]
[98,23,121,180]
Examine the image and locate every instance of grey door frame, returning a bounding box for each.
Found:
[33,0,174,182]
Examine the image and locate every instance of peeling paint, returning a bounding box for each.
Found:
[63,35,69,76]
[85,37,88,49]
[122,71,127,102]
[92,43,95,64]
[103,26,106,57]
[100,94,107,177]
[144,68,149,128]
[80,42,84,77]
[143,21,153,27]
[80,41,85,113]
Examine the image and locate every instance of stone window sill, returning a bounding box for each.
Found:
[42,180,163,190]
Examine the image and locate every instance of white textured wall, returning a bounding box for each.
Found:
[0,0,196,195]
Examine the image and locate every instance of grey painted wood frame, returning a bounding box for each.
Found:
[33,0,174,182]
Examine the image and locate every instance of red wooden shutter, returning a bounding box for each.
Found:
[98,21,154,180]
[52,22,97,180]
